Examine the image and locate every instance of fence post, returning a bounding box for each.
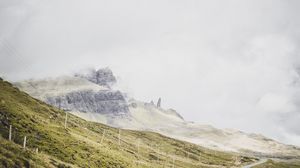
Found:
[199,151,201,162]
[157,145,160,163]
[135,138,140,167]
[100,130,106,144]
[9,125,12,141]
[137,139,140,155]
[172,156,175,168]
[164,152,168,167]
[64,112,68,129]
[23,136,27,150]
[118,129,121,147]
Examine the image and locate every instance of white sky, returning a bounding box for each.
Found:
[1,0,300,146]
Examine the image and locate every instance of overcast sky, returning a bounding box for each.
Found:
[1,0,300,146]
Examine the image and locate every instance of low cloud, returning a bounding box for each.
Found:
[0,0,300,146]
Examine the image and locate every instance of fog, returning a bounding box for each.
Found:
[1,0,300,145]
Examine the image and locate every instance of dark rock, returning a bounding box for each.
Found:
[45,90,129,116]
[75,68,116,88]
[157,98,161,108]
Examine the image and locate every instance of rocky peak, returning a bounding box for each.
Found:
[75,68,117,88]
[157,97,161,108]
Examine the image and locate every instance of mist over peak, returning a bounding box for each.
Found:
[1,0,300,147]
[75,67,117,88]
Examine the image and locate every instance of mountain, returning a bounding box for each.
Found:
[0,78,256,167]
[16,73,130,124]
[74,68,117,88]
[15,69,300,158]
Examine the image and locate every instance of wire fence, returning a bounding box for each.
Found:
[0,113,240,168]
[0,124,40,154]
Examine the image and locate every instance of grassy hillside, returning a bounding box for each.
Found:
[0,78,256,168]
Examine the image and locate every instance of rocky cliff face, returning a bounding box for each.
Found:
[15,69,129,116]
[46,90,129,115]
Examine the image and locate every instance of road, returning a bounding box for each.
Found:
[242,159,268,168]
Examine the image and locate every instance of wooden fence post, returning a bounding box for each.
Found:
[118,129,121,146]
[64,112,68,129]
[172,156,175,168]
[164,152,168,167]
[100,130,106,144]
[137,139,140,155]
[199,152,201,162]
[157,145,160,163]
[23,136,27,150]
[9,125,12,141]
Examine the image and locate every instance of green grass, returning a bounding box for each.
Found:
[0,78,256,167]
[0,135,48,167]
[253,159,300,168]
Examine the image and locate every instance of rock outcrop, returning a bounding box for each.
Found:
[15,68,129,117]
[157,97,161,108]
[46,90,129,115]
[75,68,116,88]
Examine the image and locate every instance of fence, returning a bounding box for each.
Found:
[0,124,40,154]
[0,112,241,168]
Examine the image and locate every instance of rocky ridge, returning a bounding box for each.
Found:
[15,69,129,117]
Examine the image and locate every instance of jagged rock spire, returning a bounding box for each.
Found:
[157,97,161,108]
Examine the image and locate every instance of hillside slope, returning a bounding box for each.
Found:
[15,73,300,158]
[0,78,257,167]
[252,159,300,168]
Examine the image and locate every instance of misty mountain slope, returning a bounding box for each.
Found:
[16,76,109,99]
[14,69,300,158]
[121,101,300,158]
[73,99,186,130]
[0,78,256,168]
[114,100,186,129]
[15,73,129,118]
